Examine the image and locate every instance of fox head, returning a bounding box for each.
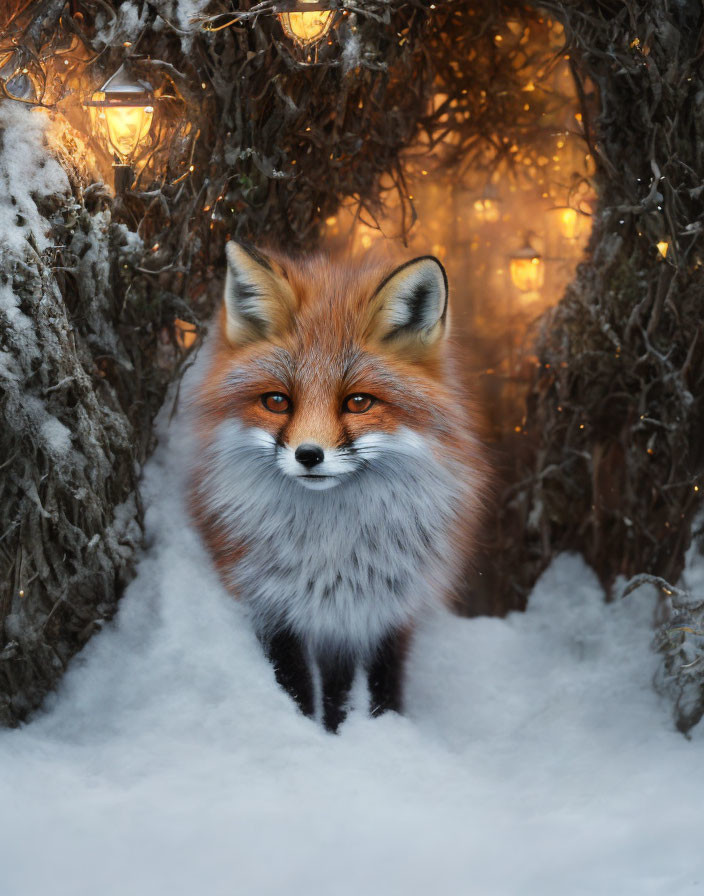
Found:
[198,241,463,492]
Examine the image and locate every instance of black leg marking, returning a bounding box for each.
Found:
[262,629,314,718]
[318,650,356,733]
[367,629,409,717]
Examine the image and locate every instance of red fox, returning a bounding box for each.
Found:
[189,242,486,731]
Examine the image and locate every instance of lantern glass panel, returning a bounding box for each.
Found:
[280,8,334,45]
[89,103,153,162]
[509,255,544,292]
[557,208,581,240]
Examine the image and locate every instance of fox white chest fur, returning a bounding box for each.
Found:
[190,242,484,730]
[199,422,471,656]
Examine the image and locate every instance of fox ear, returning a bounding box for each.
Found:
[369,256,448,347]
[223,241,295,346]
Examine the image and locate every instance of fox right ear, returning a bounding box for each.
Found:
[368,255,448,349]
[223,242,295,346]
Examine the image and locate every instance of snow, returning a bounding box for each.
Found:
[170,0,214,30]
[0,104,69,258]
[39,416,72,456]
[1,350,703,896]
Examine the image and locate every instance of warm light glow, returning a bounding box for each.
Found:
[174,318,198,350]
[0,50,14,73]
[279,3,334,46]
[657,240,669,258]
[473,197,501,223]
[84,67,155,164]
[510,246,545,292]
[554,207,581,240]
[89,102,153,162]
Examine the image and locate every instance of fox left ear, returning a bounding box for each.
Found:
[369,256,448,347]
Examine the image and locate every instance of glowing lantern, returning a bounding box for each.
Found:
[553,207,582,240]
[0,50,36,101]
[472,185,501,223]
[84,66,154,189]
[473,197,501,223]
[509,244,545,292]
[278,1,335,47]
[656,241,669,258]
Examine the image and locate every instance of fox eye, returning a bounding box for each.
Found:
[343,393,376,414]
[261,392,291,413]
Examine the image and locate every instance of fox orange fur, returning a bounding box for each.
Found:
[189,242,486,731]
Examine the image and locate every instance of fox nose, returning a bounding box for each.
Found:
[295,444,325,469]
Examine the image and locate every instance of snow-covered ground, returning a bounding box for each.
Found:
[1,354,702,896]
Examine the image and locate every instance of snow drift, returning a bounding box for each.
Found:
[0,352,702,896]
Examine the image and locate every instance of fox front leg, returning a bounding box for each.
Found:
[262,628,314,718]
[367,629,410,717]
[317,650,356,734]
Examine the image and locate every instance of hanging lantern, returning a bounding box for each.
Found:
[472,186,501,223]
[84,65,154,189]
[0,50,37,102]
[473,197,501,224]
[550,206,582,240]
[278,1,335,47]
[656,240,669,259]
[509,244,545,292]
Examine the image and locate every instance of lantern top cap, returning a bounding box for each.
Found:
[84,65,154,107]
